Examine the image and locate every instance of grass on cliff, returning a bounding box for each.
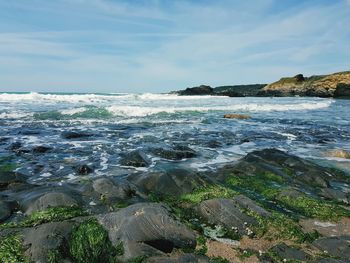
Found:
[69,219,119,263]
[0,206,88,229]
[0,234,28,263]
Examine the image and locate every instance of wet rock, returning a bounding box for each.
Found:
[313,236,350,259]
[120,150,151,167]
[152,145,196,160]
[97,203,196,261]
[334,83,350,98]
[318,188,350,204]
[23,221,75,262]
[232,195,271,217]
[32,145,51,153]
[0,200,11,222]
[128,168,207,197]
[196,198,257,235]
[0,171,25,190]
[61,131,92,139]
[147,253,210,263]
[75,164,93,175]
[326,149,350,159]
[25,192,79,215]
[92,177,136,201]
[269,243,311,261]
[223,114,251,119]
[177,85,214,96]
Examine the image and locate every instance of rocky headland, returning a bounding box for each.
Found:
[173,71,350,98]
[1,148,350,262]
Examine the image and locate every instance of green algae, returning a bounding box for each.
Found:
[69,219,116,263]
[0,234,28,263]
[180,185,237,204]
[0,206,87,229]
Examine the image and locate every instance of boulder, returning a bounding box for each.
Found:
[92,177,136,201]
[0,171,25,190]
[196,198,257,235]
[313,236,350,259]
[128,168,207,197]
[120,150,151,167]
[25,192,79,215]
[232,195,270,217]
[152,145,196,160]
[97,203,196,261]
[268,243,311,261]
[61,131,92,139]
[223,114,251,119]
[32,146,52,153]
[23,221,75,262]
[75,164,93,175]
[0,200,11,222]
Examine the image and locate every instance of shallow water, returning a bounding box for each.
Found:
[1,92,349,183]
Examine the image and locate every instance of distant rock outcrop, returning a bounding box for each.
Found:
[259,71,350,97]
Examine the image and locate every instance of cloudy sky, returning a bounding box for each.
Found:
[0,0,349,93]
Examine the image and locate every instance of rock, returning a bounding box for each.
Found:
[261,71,350,97]
[177,85,214,96]
[120,150,151,167]
[223,114,251,119]
[92,177,136,201]
[0,200,11,222]
[25,192,79,215]
[97,203,196,261]
[232,195,271,217]
[269,243,311,261]
[23,221,75,262]
[147,254,210,263]
[326,149,350,159]
[313,236,350,259]
[0,171,25,190]
[334,83,350,98]
[128,168,207,197]
[61,131,92,139]
[76,164,93,175]
[32,145,51,153]
[152,145,196,160]
[196,198,257,235]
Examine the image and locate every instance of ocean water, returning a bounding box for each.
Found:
[0,92,349,183]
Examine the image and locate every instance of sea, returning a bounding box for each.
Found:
[0,92,349,184]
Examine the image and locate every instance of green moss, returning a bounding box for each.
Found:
[0,163,17,172]
[47,249,62,263]
[0,234,28,263]
[180,185,237,204]
[195,235,207,255]
[0,206,88,229]
[236,248,256,260]
[265,249,302,263]
[277,195,350,220]
[115,241,124,256]
[69,219,115,263]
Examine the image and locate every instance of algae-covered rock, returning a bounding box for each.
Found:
[120,150,151,167]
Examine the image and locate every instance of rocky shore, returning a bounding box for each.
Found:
[1,148,350,262]
[173,71,350,98]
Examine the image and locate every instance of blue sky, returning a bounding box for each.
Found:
[0,0,349,93]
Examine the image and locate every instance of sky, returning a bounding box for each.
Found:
[0,0,349,93]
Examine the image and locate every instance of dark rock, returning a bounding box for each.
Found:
[32,145,51,153]
[294,74,305,82]
[61,131,92,139]
[177,85,214,96]
[232,195,271,217]
[97,203,196,261]
[24,192,79,215]
[152,145,196,160]
[223,114,251,119]
[213,84,267,97]
[147,253,210,263]
[120,150,151,167]
[92,177,136,201]
[0,200,11,222]
[76,164,93,175]
[334,83,350,98]
[23,221,75,262]
[269,243,311,261]
[0,171,25,190]
[196,198,257,235]
[128,168,207,197]
[313,236,350,259]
